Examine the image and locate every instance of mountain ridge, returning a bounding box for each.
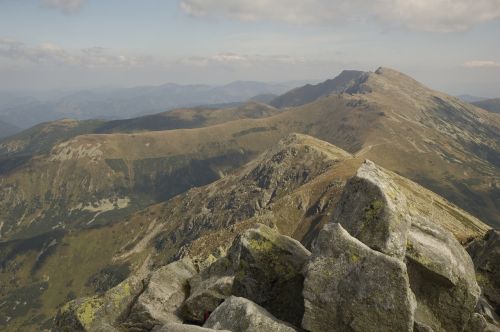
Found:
[0,67,498,244]
[270,69,365,108]
[473,98,500,114]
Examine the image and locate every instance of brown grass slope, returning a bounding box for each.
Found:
[0,103,280,240]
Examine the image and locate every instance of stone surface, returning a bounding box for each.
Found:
[332,160,412,259]
[465,313,500,332]
[333,160,481,332]
[468,230,500,316]
[180,256,235,323]
[122,258,197,330]
[413,321,434,332]
[302,223,416,332]
[406,215,481,331]
[153,322,228,332]
[230,224,311,326]
[53,275,146,331]
[204,296,298,332]
[476,295,500,327]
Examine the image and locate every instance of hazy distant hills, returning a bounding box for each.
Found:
[457,94,490,103]
[473,98,500,114]
[0,119,20,139]
[0,81,305,129]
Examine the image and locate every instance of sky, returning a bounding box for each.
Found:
[0,0,499,96]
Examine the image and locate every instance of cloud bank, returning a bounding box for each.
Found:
[40,0,85,13]
[180,0,500,32]
[462,60,500,68]
[0,39,146,67]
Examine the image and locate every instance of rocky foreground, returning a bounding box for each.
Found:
[53,160,499,332]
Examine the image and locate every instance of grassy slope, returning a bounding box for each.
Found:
[1,68,499,242]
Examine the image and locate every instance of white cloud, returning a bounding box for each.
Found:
[179,0,500,32]
[0,39,147,68]
[178,52,307,67]
[40,0,86,13]
[462,60,500,68]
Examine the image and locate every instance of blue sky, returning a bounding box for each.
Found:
[0,0,499,96]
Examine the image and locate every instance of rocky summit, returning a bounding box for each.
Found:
[52,156,499,332]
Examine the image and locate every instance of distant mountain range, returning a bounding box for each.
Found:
[472,98,500,114]
[0,81,310,129]
[0,119,20,139]
[457,94,490,103]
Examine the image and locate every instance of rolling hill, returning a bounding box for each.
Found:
[0,119,20,139]
[473,98,500,114]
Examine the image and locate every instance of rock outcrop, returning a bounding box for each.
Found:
[53,276,146,332]
[180,257,235,323]
[122,258,197,330]
[330,160,481,332]
[468,230,500,327]
[407,216,481,331]
[465,313,500,332]
[181,224,311,326]
[153,322,227,332]
[204,296,298,332]
[332,160,411,259]
[230,224,311,326]
[303,223,416,332]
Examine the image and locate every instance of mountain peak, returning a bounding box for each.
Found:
[270,70,365,108]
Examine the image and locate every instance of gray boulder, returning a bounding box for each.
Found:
[180,256,235,323]
[332,160,411,259]
[476,295,500,326]
[204,296,298,332]
[230,224,311,326]
[302,223,416,332]
[468,230,500,315]
[465,313,500,332]
[406,216,481,331]
[53,275,146,331]
[122,258,197,330]
[153,322,228,332]
[334,161,481,331]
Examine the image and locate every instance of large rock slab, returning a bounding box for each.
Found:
[180,256,235,323]
[468,230,500,316]
[302,223,416,332]
[122,258,197,330]
[333,160,481,331]
[204,296,298,332]
[153,322,229,332]
[465,313,500,332]
[332,160,411,259]
[406,216,481,331]
[230,224,311,326]
[53,275,146,331]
